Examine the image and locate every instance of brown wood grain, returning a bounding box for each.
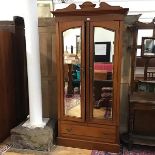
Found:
[54,1,127,152]
[39,18,57,118]
[0,32,13,142]
[0,17,28,142]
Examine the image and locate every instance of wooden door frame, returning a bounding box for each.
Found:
[88,21,121,127]
[56,21,86,122]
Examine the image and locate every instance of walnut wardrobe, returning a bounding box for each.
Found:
[52,2,128,152]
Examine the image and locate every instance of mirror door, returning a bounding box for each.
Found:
[59,21,85,121]
[89,21,120,123]
[59,20,121,123]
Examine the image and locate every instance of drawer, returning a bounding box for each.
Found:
[60,123,116,143]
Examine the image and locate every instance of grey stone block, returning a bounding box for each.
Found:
[11,121,54,151]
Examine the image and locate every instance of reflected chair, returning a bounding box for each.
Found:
[72,65,80,93]
[94,87,112,118]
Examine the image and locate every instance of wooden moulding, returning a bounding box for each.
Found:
[0,17,25,33]
[51,1,129,17]
[38,17,56,27]
[57,137,120,153]
[135,17,155,29]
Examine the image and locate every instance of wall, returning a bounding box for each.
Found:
[63,28,80,54]
[0,0,25,20]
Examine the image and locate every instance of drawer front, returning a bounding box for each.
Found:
[60,123,116,143]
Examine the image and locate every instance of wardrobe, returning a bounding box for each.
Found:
[52,2,128,152]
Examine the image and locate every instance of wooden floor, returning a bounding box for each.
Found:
[0,137,91,155]
[2,146,91,155]
[67,104,111,119]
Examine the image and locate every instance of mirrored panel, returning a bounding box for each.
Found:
[142,37,155,57]
[137,29,153,45]
[93,27,115,120]
[63,28,81,117]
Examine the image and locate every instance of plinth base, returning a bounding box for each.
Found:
[11,119,55,151]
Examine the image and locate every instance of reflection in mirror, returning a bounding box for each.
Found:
[137,29,153,45]
[63,28,81,118]
[142,37,155,57]
[93,27,115,120]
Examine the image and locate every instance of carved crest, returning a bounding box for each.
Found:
[79,2,96,9]
[51,1,128,17]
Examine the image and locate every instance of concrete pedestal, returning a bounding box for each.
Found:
[11,119,55,151]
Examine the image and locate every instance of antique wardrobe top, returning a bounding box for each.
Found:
[51,1,129,17]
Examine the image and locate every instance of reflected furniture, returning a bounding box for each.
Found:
[72,64,80,89]
[52,1,128,152]
[94,70,107,80]
[93,63,113,109]
[94,87,113,119]
[94,62,113,80]
[64,55,80,96]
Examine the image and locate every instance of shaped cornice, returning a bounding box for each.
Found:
[51,1,129,17]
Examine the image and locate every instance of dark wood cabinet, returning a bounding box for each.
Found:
[52,2,128,152]
[127,19,155,148]
[128,92,155,148]
[0,17,28,142]
[0,31,15,142]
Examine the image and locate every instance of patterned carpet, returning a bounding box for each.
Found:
[91,146,155,155]
[65,94,80,111]
[91,150,118,155]
[0,144,12,154]
[1,144,155,155]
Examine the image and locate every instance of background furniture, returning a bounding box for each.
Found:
[38,18,57,118]
[0,17,28,142]
[128,18,155,148]
[128,92,155,148]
